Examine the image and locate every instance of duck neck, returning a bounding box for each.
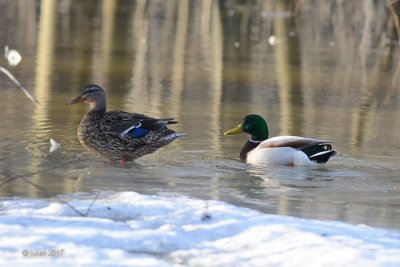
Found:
[82,107,106,124]
[240,122,268,162]
[240,139,261,162]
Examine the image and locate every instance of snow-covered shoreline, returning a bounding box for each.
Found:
[0,191,399,266]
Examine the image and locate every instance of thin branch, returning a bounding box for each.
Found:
[84,191,101,216]
[0,162,66,188]
[0,160,88,217]
[0,176,20,188]
[0,65,39,105]
[21,177,86,217]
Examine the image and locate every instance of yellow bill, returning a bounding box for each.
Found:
[224,124,243,135]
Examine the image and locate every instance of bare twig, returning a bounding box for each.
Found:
[84,191,101,216]
[0,160,90,217]
[20,177,86,217]
[0,65,39,105]
[0,162,66,188]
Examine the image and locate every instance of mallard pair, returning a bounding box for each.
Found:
[68,85,337,167]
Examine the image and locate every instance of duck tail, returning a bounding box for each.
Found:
[164,118,178,125]
[301,143,337,163]
[309,150,337,163]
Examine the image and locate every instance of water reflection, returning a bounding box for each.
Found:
[274,0,303,135]
[0,1,400,230]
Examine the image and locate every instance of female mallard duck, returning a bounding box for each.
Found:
[67,84,184,166]
[224,114,337,166]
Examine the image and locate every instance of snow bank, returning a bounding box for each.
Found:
[0,192,399,266]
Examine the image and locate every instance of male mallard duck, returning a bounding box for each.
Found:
[67,84,184,166]
[224,114,337,166]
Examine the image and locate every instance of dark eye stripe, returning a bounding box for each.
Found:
[83,85,101,94]
[84,88,98,93]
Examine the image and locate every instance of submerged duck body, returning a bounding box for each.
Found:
[68,84,183,164]
[224,115,337,166]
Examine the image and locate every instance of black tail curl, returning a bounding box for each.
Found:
[301,143,337,163]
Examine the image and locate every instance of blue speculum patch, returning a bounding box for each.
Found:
[130,127,151,138]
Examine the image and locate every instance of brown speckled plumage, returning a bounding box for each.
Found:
[68,84,183,162]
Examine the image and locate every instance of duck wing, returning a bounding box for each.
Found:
[258,136,336,163]
[258,136,331,149]
[102,111,177,138]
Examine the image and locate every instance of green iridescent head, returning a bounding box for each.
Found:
[224,114,269,141]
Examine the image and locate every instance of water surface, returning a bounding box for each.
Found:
[0,1,399,230]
